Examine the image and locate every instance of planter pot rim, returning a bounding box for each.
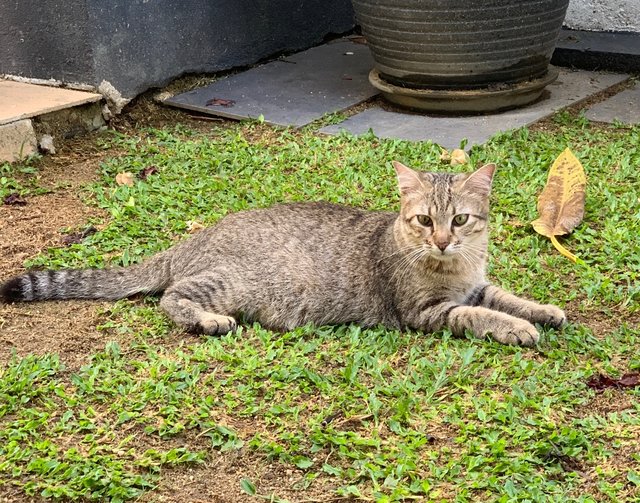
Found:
[369,66,560,113]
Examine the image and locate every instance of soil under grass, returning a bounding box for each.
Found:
[0,95,639,502]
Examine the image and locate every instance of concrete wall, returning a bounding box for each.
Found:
[565,0,640,32]
[1,0,93,83]
[0,0,355,98]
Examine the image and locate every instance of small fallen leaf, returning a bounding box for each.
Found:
[61,226,97,246]
[586,372,640,391]
[138,166,159,180]
[115,172,135,186]
[206,98,236,107]
[449,149,469,166]
[619,373,640,387]
[586,373,617,390]
[531,148,586,262]
[186,220,206,234]
[3,193,27,206]
[439,148,451,163]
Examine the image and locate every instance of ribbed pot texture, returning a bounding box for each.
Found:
[353,0,570,89]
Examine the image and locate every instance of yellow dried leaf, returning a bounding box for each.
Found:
[115,172,135,186]
[450,149,469,166]
[439,148,451,162]
[186,220,206,234]
[531,148,586,262]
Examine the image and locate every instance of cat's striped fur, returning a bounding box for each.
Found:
[0,162,565,346]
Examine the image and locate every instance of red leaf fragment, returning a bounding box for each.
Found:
[61,226,97,246]
[3,193,27,206]
[138,166,159,180]
[205,98,236,107]
[586,372,640,391]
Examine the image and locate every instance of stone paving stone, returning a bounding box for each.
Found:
[0,119,37,163]
[164,39,377,127]
[553,28,640,74]
[0,80,102,126]
[320,69,628,149]
[584,83,640,125]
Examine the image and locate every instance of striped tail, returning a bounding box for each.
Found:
[0,257,171,303]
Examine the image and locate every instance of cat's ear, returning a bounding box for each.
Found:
[461,163,496,196]
[393,161,425,196]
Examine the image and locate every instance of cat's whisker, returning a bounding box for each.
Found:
[456,249,476,271]
[381,245,425,277]
[388,247,424,275]
[397,247,433,284]
[377,244,424,264]
[461,241,488,253]
[387,247,428,284]
[461,244,486,256]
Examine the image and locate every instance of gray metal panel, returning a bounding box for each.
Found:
[584,84,640,125]
[164,40,378,127]
[320,69,628,149]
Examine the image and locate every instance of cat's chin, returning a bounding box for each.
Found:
[428,250,456,261]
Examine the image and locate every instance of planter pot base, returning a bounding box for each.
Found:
[369,67,559,113]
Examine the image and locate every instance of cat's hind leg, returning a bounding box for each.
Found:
[159,276,237,335]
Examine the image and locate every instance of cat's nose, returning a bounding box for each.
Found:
[434,240,449,251]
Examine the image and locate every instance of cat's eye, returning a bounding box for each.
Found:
[416,214,432,227]
[452,214,469,226]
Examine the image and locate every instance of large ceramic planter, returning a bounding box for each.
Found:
[353,0,570,112]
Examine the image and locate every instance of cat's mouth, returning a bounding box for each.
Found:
[429,248,456,260]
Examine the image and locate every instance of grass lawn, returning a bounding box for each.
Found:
[0,110,639,502]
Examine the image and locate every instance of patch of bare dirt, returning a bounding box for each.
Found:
[564,301,639,338]
[0,190,102,275]
[0,300,112,369]
[139,450,347,503]
[0,139,113,369]
[110,87,232,134]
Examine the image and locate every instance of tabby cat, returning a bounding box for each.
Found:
[0,161,565,346]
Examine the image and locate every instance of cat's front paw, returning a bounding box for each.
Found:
[531,304,567,329]
[489,318,540,347]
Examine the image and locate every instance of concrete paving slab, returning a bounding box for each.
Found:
[320,69,628,149]
[584,83,640,125]
[164,39,377,127]
[0,81,102,126]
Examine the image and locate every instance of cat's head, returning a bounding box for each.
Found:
[393,161,495,262]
